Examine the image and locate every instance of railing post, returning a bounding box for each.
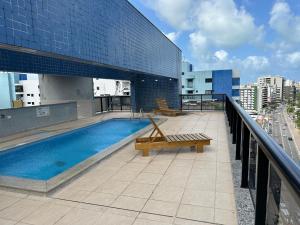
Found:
[120,97,123,111]
[241,122,250,188]
[100,97,103,112]
[235,115,241,160]
[230,108,235,135]
[180,95,182,110]
[255,146,269,225]
[200,95,203,111]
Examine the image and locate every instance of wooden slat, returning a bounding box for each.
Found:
[190,133,201,140]
[176,135,186,142]
[181,134,191,141]
[185,134,194,141]
[173,135,182,142]
[187,134,197,140]
[195,133,206,140]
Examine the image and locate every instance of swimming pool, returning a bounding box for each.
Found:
[0,118,152,192]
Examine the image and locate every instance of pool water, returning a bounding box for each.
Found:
[0,119,150,180]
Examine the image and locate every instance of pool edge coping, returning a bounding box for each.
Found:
[0,117,167,193]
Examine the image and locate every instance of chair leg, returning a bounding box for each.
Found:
[142,149,150,157]
[196,145,203,153]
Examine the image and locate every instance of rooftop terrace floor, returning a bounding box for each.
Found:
[0,112,242,225]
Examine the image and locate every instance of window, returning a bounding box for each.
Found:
[32,102,35,105]
[15,85,23,92]
[39,94,40,97]
[27,94,30,96]
[182,85,184,88]
[205,90,213,94]
[27,102,31,104]
[196,90,198,93]
[182,72,184,75]
[187,79,193,88]
[205,78,212,83]
[232,78,240,86]
[187,90,193,94]
[97,87,100,90]
[31,94,34,97]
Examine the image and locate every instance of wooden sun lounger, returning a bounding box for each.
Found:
[153,98,183,117]
[135,116,212,156]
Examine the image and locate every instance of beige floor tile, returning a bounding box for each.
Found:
[185,177,216,191]
[216,180,234,193]
[105,208,138,218]
[215,192,236,210]
[177,204,214,223]
[143,163,169,174]
[151,186,184,202]
[134,172,163,185]
[137,213,173,224]
[158,175,188,188]
[181,190,215,208]
[96,211,136,225]
[21,203,72,225]
[122,183,155,199]
[55,208,102,225]
[52,188,91,202]
[173,218,214,225]
[0,199,45,221]
[0,218,16,225]
[111,171,139,182]
[95,180,130,195]
[215,209,237,225]
[0,194,21,211]
[83,192,116,206]
[142,200,178,216]
[112,195,147,211]
[133,218,172,225]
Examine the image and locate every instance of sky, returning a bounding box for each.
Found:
[129,0,300,84]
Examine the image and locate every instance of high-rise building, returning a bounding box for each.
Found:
[0,73,40,109]
[283,80,296,104]
[181,62,240,100]
[93,79,130,96]
[257,76,284,112]
[240,84,257,112]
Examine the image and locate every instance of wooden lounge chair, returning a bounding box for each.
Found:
[154,98,183,117]
[135,116,212,156]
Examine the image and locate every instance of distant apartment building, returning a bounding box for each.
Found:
[181,62,240,100]
[283,80,296,104]
[0,73,40,109]
[93,79,130,96]
[257,76,284,111]
[240,84,257,112]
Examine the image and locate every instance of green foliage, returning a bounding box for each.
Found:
[287,105,295,113]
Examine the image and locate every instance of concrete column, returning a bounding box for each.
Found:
[39,75,95,118]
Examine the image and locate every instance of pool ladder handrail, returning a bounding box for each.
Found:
[130,108,144,119]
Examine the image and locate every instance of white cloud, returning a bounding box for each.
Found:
[269,0,300,44]
[214,50,228,61]
[241,56,270,70]
[286,52,300,66]
[143,0,263,48]
[142,0,193,30]
[165,32,179,42]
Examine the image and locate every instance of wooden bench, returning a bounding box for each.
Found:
[135,116,212,156]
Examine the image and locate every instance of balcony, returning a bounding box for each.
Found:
[0,95,299,225]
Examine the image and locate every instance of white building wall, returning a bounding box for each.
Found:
[20,80,40,106]
[93,79,130,96]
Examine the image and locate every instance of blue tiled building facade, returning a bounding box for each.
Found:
[0,0,181,111]
[181,62,240,100]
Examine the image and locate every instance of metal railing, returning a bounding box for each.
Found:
[94,96,131,113]
[225,95,300,225]
[180,94,225,111]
